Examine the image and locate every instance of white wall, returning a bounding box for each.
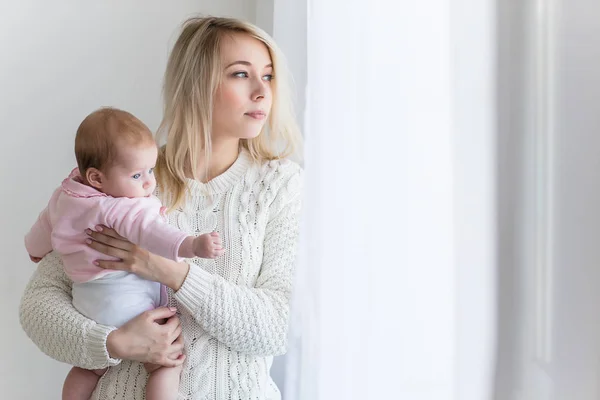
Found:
[0,2,255,398]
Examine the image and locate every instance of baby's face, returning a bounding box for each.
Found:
[102,143,158,198]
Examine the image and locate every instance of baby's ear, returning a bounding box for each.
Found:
[86,168,104,190]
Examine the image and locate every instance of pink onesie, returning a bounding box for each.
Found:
[25,168,189,283]
[24,168,189,326]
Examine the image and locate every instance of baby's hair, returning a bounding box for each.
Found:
[75,107,156,176]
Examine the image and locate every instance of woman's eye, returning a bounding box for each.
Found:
[132,174,141,179]
[263,74,273,81]
[233,71,248,78]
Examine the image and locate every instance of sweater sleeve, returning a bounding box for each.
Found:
[174,167,303,356]
[103,197,189,261]
[19,252,121,369]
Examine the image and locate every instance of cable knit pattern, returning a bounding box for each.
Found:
[19,150,303,400]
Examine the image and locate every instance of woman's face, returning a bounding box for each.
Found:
[212,33,274,141]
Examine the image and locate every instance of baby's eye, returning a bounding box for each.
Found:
[149,168,154,174]
[263,74,273,81]
[132,173,141,180]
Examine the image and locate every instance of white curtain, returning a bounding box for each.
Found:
[282,1,498,399]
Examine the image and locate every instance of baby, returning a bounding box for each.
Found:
[24,107,223,400]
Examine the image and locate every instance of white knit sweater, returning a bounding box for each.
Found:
[19,150,303,400]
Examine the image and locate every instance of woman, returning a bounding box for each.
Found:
[19,16,302,400]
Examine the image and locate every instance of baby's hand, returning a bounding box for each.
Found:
[193,232,224,259]
[29,255,42,263]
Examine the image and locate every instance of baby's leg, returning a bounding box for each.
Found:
[145,363,183,400]
[62,367,106,400]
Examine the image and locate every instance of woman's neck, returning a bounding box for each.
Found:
[194,138,240,183]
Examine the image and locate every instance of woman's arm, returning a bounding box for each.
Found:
[19,252,186,369]
[19,252,120,369]
[174,170,303,356]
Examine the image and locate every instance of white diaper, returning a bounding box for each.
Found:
[72,271,167,328]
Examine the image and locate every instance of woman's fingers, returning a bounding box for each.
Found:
[164,314,182,339]
[170,325,183,345]
[173,332,184,345]
[86,228,153,275]
[160,323,185,366]
[167,339,185,359]
[109,306,185,367]
[87,239,128,260]
[86,228,133,252]
[161,319,184,362]
[95,225,127,241]
[168,321,182,339]
[147,307,178,322]
[163,315,184,360]
[164,353,186,367]
[94,260,126,271]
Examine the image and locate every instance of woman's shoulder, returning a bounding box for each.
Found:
[243,157,303,214]
[249,157,303,185]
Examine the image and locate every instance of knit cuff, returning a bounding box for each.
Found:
[87,324,121,368]
[174,264,213,315]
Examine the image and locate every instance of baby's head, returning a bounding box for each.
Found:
[75,107,158,198]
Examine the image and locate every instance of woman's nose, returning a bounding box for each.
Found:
[252,79,266,101]
[253,90,265,101]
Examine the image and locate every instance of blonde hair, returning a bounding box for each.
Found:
[75,107,155,177]
[156,16,302,211]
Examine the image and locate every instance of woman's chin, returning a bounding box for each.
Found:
[237,130,263,140]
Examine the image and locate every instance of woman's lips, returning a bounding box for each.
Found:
[245,111,266,120]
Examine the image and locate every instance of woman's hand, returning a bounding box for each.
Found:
[86,225,189,290]
[106,307,185,367]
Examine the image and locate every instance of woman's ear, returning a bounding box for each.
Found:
[86,168,104,190]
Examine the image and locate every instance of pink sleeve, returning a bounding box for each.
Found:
[24,207,53,257]
[24,188,60,258]
[102,197,189,261]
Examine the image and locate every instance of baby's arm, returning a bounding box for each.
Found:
[103,197,222,260]
[24,206,53,261]
[102,197,187,260]
[24,187,62,262]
